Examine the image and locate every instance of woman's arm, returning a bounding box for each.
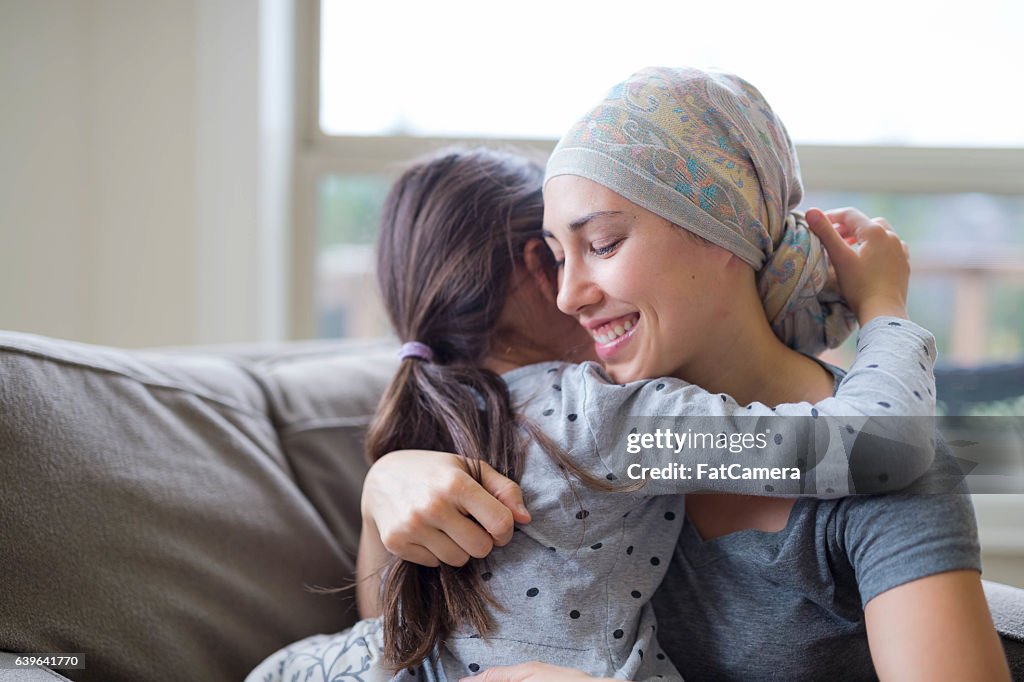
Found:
[355,450,533,615]
[865,570,1010,681]
[355,515,389,619]
[843,460,1008,681]
[460,661,612,682]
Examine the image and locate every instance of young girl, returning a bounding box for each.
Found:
[247,128,950,680]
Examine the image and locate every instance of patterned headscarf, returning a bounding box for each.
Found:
[545,66,856,355]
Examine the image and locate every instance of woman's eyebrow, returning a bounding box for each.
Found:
[568,210,625,232]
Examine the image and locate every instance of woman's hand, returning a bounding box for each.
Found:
[807,207,911,325]
[361,450,532,568]
[460,661,609,682]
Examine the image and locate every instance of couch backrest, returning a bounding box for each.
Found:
[0,331,397,682]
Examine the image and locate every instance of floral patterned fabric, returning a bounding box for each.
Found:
[546,66,857,355]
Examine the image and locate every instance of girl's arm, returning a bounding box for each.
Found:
[578,209,935,496]
[865,570,1010,681]
[579,313,936,497]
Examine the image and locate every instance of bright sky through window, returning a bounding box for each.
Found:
[320,0,1022,146]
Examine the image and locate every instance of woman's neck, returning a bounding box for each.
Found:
[671,313,837,407]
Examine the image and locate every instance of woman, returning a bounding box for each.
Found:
[247,142,931,682]
[252,163,952,682]
[358,69,1009,681]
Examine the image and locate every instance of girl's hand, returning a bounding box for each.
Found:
[361,450,531,567]
[807,207,911,325]
[460,661,607,682]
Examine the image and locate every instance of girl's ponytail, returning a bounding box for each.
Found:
[368,148,541,670]
[369,148,625,670]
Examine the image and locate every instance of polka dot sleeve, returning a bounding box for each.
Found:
[570,316,938,497]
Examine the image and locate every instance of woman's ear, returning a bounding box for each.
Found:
[522,238,558,305]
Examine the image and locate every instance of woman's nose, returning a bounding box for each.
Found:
[556,258,601,316]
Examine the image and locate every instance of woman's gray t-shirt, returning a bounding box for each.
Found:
[651,363,981,682]
[432,317,943,681]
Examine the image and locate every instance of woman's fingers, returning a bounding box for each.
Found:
[363,451,534,567]
[400,472,507,559]
[401,544,442,568]
[435,506,499,558]
[381,519,480,568]
[477,461,532,525]
[453,467,523,548]
[408,529,472,567]
[363,450,526,567]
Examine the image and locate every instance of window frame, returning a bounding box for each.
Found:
[293,0,1024,340]
[293,0,1024,561]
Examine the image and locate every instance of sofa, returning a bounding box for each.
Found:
[1,330,1022,681]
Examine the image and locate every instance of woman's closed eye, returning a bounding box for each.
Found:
[548,238,623,268]
[591,238,623,257]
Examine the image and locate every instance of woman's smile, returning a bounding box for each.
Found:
[587,312,641,359]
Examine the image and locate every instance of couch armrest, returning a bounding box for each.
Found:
[1,330,377,681]
[984,580,1024,679]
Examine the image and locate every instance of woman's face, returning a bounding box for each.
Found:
[543,175,739,383]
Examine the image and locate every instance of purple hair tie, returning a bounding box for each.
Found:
[398,341,434,363]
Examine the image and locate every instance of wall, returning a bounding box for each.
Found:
[0,0,292,347]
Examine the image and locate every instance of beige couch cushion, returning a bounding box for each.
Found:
[0,331,395,682]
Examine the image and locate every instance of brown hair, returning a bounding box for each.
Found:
[369,147,616,669]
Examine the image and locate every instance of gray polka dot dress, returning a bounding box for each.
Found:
[246,317,938,682]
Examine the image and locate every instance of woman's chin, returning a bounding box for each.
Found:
[571,343,600,364]
[604,360,645,384]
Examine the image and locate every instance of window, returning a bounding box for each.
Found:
[318,0,1023,146]
[804,191,1024,367]
[313,174,391,339]
[298,0,1024,368]
[295,0,1024,567]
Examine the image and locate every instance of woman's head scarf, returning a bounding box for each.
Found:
[545,66,857,355]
